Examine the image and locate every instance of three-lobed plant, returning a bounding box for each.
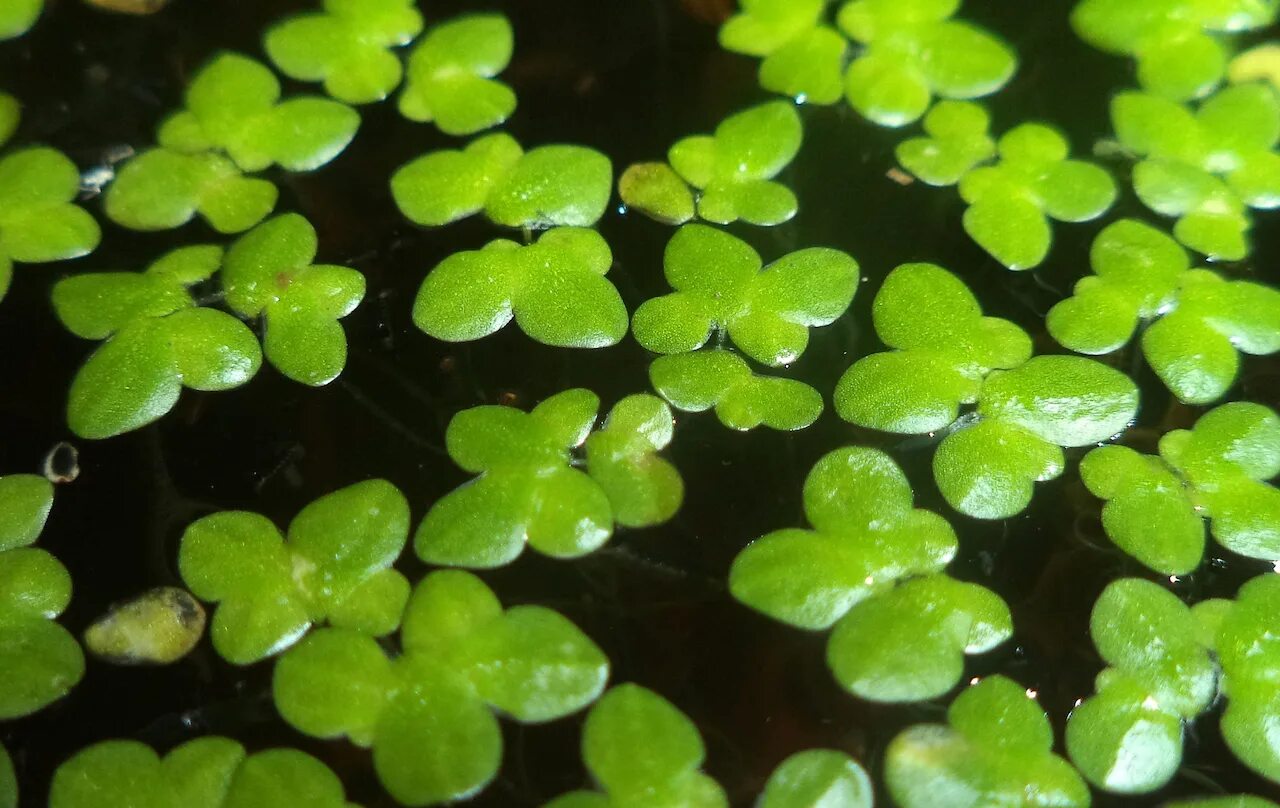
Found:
[718,0,846,105]
[1048,218,1280,404]
[619,102,803,226]
[0,474,83,719]
[415,390,683,567]
[178,479,410,665]
[649,349,824,432]
[53,245,262,440]
[48,737,359,808]
[413,227,627,349]
[632,224,859,368]
[274,570,608,806]
[1110,83,1280,261]
[543,683,727,807]
[730,447,1012,702]
[1080,401,1280,574]
[835,262,1140,519]
[265,0,424,105]
[398,13,516,135]
[392,132,612,229]
[886,675,1089,806]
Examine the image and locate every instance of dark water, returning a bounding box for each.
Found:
[1,0,1278,805]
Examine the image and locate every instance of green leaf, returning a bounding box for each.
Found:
[83,586,206,665]
[0,0,41,40]
[391,133,523,227]
[0,148,100,267]
[0,93,17,148]
[649,350,823,431]
[272,628,396,745]
[66,322,183,440]
[718,0,825,56]
[1169,797,1280,808]
[584,395,683,527]
[413,228,627,348]
[0,475,54,552]
[933,419,1065,520]
[896,100,996,186]
[886,676,1089,808]
[1136,30,1226,101]
[759,27,848,105]
[758,749,873,808]
[0,743,15,808]
[730,447,958,631]
[178,480,409,664]
[843,53,931,127]
[570,684,727,807]
[826,574,1012,702]
[0,615,83,718]
[398,13,515,135]
[486,145,613,229]
[105,147,278,233]
[977,355,1140,446]
[265,0,423,104]
[619,162,696,225]
[633,224,858,367]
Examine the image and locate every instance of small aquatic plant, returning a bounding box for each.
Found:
[1080,401,1280,574]
[1048,219,1280,404]
[83,586,206,665]
[632,224,859,367]
[398,13,516,135]
[274,570,608,806]
[413,227,627,348]
[48,737,357,808]
[178,479,410,665]
[54,245,262,439]
[649,349,824,431]
[0,0,40,40]
[265,0,424,105]
[886,675,1089,807]
[757,749,872,808]
[0,475,83,719]
[730,447,1011,702]
[0,743,13,808]
[719,0,845,105]
[392,132,612,229]
[836,263,1140,519]
[543,683,726,807]
[415,390,682,567]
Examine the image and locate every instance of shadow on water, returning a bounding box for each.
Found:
[0,0,1277,805]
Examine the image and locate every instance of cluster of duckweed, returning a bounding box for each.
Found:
[1,0,1279,806]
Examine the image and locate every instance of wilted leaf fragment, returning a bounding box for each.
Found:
[649,349,824,431]
[48,737,355,808]
[399,13,516,135]
[83,587,206,665]
[413,227,627,348]
[415,390,683,568]
[633,224,859,367]
[274,571,608,807]
[178,479,411,665]
[886,675,1089,807]
[223,214,365,386]
[544,684,727,808]
[266,0,423,104]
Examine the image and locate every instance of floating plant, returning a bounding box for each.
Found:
[0,0,40,40]
[1110,83,1280,260]
[398,13,516,135]
[1212,574,1280,783]
[103,147,279,233]
[157,52,360,173]
[0,743,12,808]
[0,144,101,301]
[1072,0,1278,100]
[83,586,206,665]
[730,447,1012,702]
[0,92,18,147]
[392,132,612,229]
[178,479,409,665]
[895,100,997,186]
[223,213,366,386]
[1066,578,1217,794]
[757,749,873,808]
[837,0,1017,127]
[274,570,608,806]
[543,683,727,807]
[649,349,824,431]
[53,245,262,439]
[1230,43,1280,91]
[1170,799,1280,808]
[632,224,859,368]
[0,474,83,719]
[719,0,846,105]
[619,101,803,226]
[48,737,358,808]
[415,390,682,568]
[1082,400,1280,574]
[1048,219,1280,404]
[835,263,1140,519]
[413,227,627,348]
[265,0,424,104]
[886,675,1089,807]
